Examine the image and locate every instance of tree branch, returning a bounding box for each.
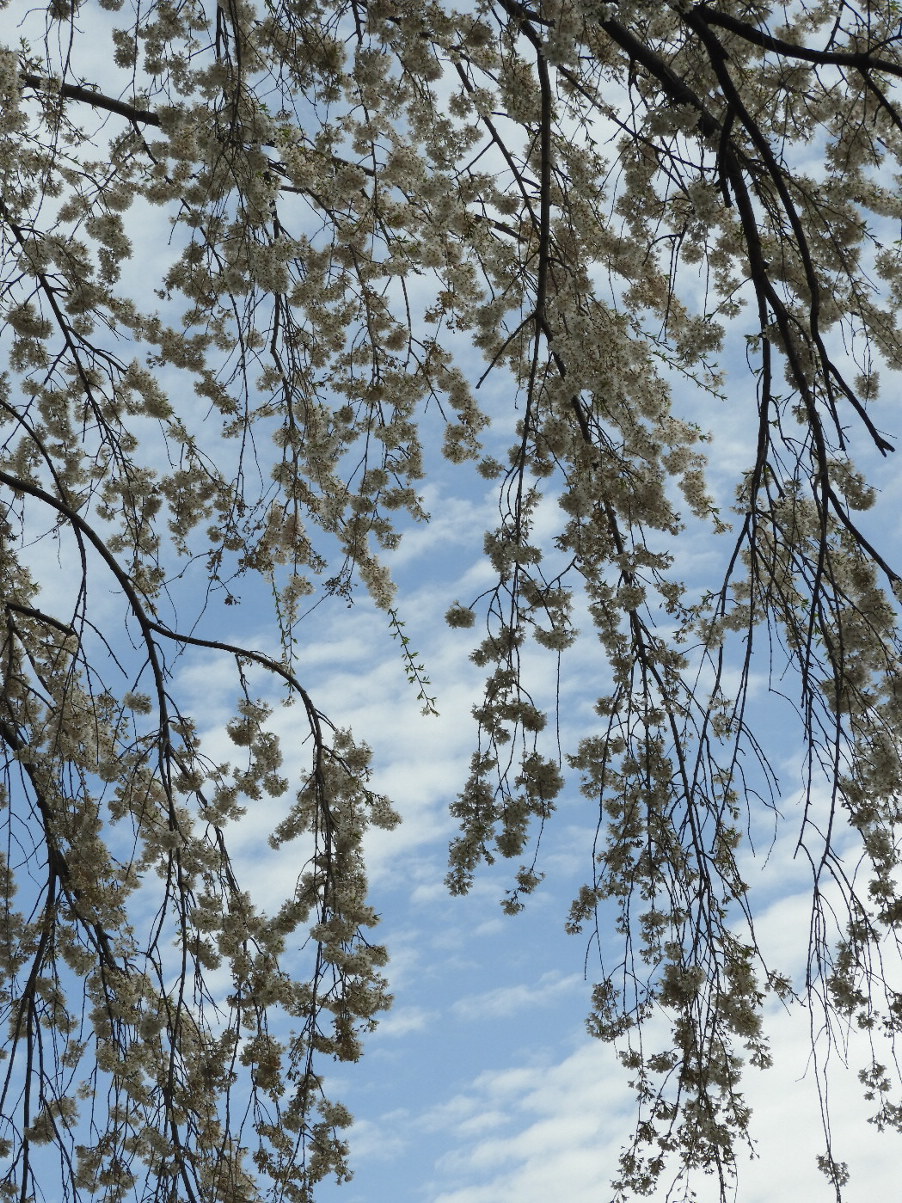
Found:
[695,4,902,76]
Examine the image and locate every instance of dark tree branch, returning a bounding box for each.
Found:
[20,73,162,126]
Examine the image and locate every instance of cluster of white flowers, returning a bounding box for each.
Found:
[0,47,24,137]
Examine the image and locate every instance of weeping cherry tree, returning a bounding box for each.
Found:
[3,1,902,1199]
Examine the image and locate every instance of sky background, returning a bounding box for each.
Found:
[158,357,902,1203]
[7,4,902,1200]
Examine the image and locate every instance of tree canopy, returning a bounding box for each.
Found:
[3,0,902,1199]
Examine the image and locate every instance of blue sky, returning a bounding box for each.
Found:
[14,180,902,1203]
[217,516,901,1203]
[151,379,902,1202]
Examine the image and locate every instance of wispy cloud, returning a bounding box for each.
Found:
[375,1006,439,1039]
[452,971,582,1021]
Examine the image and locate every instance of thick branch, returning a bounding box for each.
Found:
[20,73,161,126]
[695,4,902,76]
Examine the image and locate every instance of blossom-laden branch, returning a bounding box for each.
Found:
[3,2,902,1201]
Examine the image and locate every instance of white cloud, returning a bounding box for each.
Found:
[375,1006,439,1039]
[341,1112,411,1163]
[420,1020,899,1203]
[424,1040,631,1203]
[452,971,583,1022]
